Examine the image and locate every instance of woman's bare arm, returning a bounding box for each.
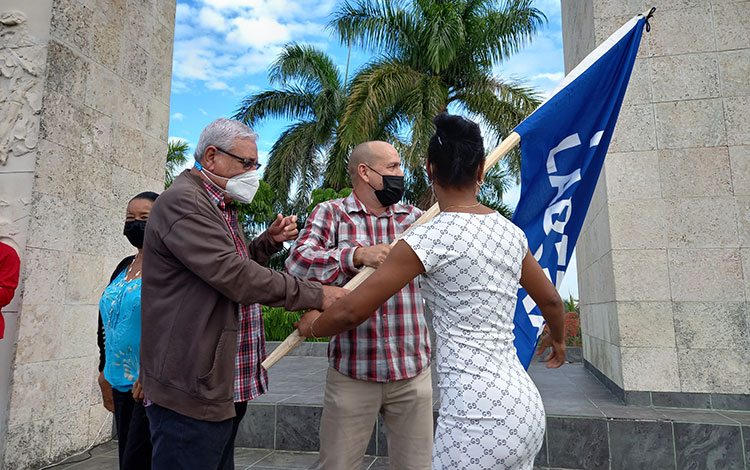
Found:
[519,251,566,368]
[296,240,425,337]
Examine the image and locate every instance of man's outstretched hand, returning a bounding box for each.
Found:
[321,285,348,310]
[268,214,299,245]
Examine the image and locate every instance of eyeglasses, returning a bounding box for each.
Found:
[214,146,262,170]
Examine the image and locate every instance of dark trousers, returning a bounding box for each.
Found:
[112,389,153,470]
[146,402,233,470]
[217,401,248,470]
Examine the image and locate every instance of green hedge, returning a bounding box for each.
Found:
[262,306,328,342]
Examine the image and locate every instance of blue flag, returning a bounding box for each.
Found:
[511,15,646,368]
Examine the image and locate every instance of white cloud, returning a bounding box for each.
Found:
[532,72,564,82]
[206,80,235,93]
[171,0,333,92]
[175,3,196,21]
[199,108,208,115]
[227,17,291,48]
[171,112,185,120]
[169,136,190,145]
[198,7,230,32]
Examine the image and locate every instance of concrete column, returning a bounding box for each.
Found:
[564,0,750,404]
[0,0,175,467]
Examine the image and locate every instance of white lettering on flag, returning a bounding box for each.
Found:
[590,130,604,147]
[522,295,536,313]
[546,133,581,173]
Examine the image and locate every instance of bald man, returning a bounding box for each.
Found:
[286,141,433,469]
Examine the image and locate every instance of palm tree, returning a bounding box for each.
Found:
[234,44,345,213]
[329,0,546,183]
[166,139,189,188]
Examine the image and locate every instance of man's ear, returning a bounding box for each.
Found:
[426,159,433,181]
[202,146,217,171]
[358,163,370,184]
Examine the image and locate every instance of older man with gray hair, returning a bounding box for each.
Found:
[140,118,346,469]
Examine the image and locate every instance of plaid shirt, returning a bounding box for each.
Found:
[202,181,267,402]
[286,192,431,382]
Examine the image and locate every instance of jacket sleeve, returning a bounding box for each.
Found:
[246,230,281,266]
[161,213,323,311]
[0,247,20,308]
[285,203,359,285]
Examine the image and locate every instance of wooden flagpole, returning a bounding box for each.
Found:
[262,131,521,370]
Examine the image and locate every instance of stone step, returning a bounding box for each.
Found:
[241,356,750,469]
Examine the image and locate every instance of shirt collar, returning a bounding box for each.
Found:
[343,191,411,216]
[202,180,227,210]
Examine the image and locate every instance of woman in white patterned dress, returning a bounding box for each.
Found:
[298,113,566,469]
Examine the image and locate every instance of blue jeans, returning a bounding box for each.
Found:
[146,403,233,470]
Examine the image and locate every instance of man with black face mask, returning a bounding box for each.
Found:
[287,141,433,470]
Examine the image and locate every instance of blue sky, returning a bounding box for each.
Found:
[166,0,578,299]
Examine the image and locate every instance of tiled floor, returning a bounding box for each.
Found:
[51,441,390,469]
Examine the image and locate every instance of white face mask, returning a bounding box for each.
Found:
[194,161,260,204]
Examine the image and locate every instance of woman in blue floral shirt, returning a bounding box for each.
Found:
[97,191,158,469]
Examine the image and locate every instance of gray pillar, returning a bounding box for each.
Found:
[564,0,750,405]
[0,1,175,467]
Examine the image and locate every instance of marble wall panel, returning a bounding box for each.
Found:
[45,40,89,102]
[50,0,93,52]
[49,409,89,461]
[26,193,75,252]
[651,52,720,102]
[90,11,123,72]
[729,146,750,196]
[712,1,750,51]
[4,419,53,470]
[6,361,59,426]
[621,347,680,391]
[669,248,744,301]
[658,147,733,198]
[604,151,661,202]
[608,104,657,153]
[724,96,750,146]
[665,197,739,248]
[617,301,675,348]
[646,4,714,56]
[678,348,750,393]
[591,13,647,57]
[59,304,99,359]
[608,199,666,250]
[622,57,652,106]
[13,303,64,365]
[19,248,69,304]
[611,249,671,301]
[734,197,750,246]
[84,62,121,117]
[64,254,106,305]
[673,301,748,349]
[654,98,726,149]
[33,139,78,200]
[718,49,750,98]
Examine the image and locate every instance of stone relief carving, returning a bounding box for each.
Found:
[0,11,43,166]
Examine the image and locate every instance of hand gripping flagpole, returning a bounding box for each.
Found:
[262,132,521,370]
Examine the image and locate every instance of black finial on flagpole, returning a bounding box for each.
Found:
[644,7,656,32]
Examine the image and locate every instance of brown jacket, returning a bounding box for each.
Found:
[141,170,322,421]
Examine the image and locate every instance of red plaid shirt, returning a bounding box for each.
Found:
[286,192,431,382]
[202,181,267,402]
